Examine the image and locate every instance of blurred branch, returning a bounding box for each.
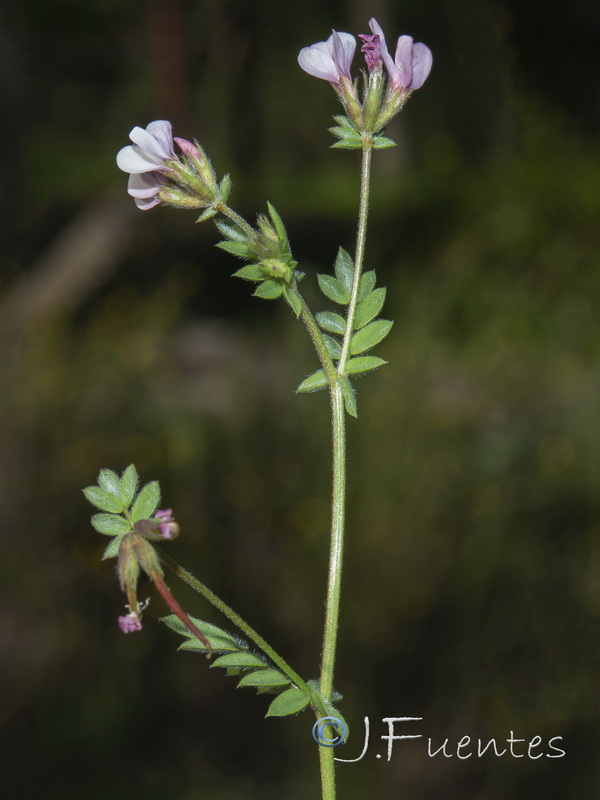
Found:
[0,196,135,336]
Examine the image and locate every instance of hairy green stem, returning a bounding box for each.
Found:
[337,142,373,373]
[297,292,338,384]
[217,202,255,237]
[319,741,338,800]
[317,142,373,800]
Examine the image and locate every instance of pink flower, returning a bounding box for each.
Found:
[366,18,432,96]
[298,30,356,85]
[153,508,179,540]
[118,611,143,633]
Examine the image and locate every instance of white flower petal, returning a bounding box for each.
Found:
[298,42,339,82]
[127,172,163,199]
[134,195,162,211]
[116,144,166,174]
[145,120,175,160]
[410,43,433,90]
[331,31,355,76]
[128,125,171,163]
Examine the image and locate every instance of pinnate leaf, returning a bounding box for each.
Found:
[91,513,132,536]
[334,249,354,294]
[130,481,161,522]
[102,533,126,560]
[340,375,358,418]
[296,370,328,393]
[354,287,386,330]
[162,614,312,716]
[238,669,290,688]
[316,311,346,335]
[349,319,393,355]
[358,271,376,301]
[323,334,342,360]
[266,687,311,717]
[318,274,350,305]
[97,469,121,496]
[179,636,239,653]
[345,356,387,375]
[119,464,138,509]
[163,616,241,653]
[83,486,124,513]
[211,653,267,670]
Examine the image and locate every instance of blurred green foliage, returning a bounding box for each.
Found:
[2,1,600,798]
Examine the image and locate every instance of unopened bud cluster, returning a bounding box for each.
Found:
[217,202,304,309]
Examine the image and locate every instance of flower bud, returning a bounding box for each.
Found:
[133,509,180,541]
[259,257,294,283]
[174,138,218,195]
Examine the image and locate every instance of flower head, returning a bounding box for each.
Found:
[366,18,432,97]
[298,30,356,85]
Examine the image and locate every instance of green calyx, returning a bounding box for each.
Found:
[216,202,303,305]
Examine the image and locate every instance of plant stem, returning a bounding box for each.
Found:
[319,380,346,703]
[337,141,373,374]
[158,550,329,716]
[297,292,338,385]
[319,742,338,800]
[217,203,255,237]
[317,141,374,800]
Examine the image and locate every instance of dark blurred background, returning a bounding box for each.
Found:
[2,0,600,797]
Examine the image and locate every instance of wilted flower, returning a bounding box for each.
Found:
[366,18,432,97]
[358,31,383,73]
[118,610,143,633]
[297,30,356,85]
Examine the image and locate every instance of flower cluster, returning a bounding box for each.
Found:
[117,120,223,212]
[298,17,432,134]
